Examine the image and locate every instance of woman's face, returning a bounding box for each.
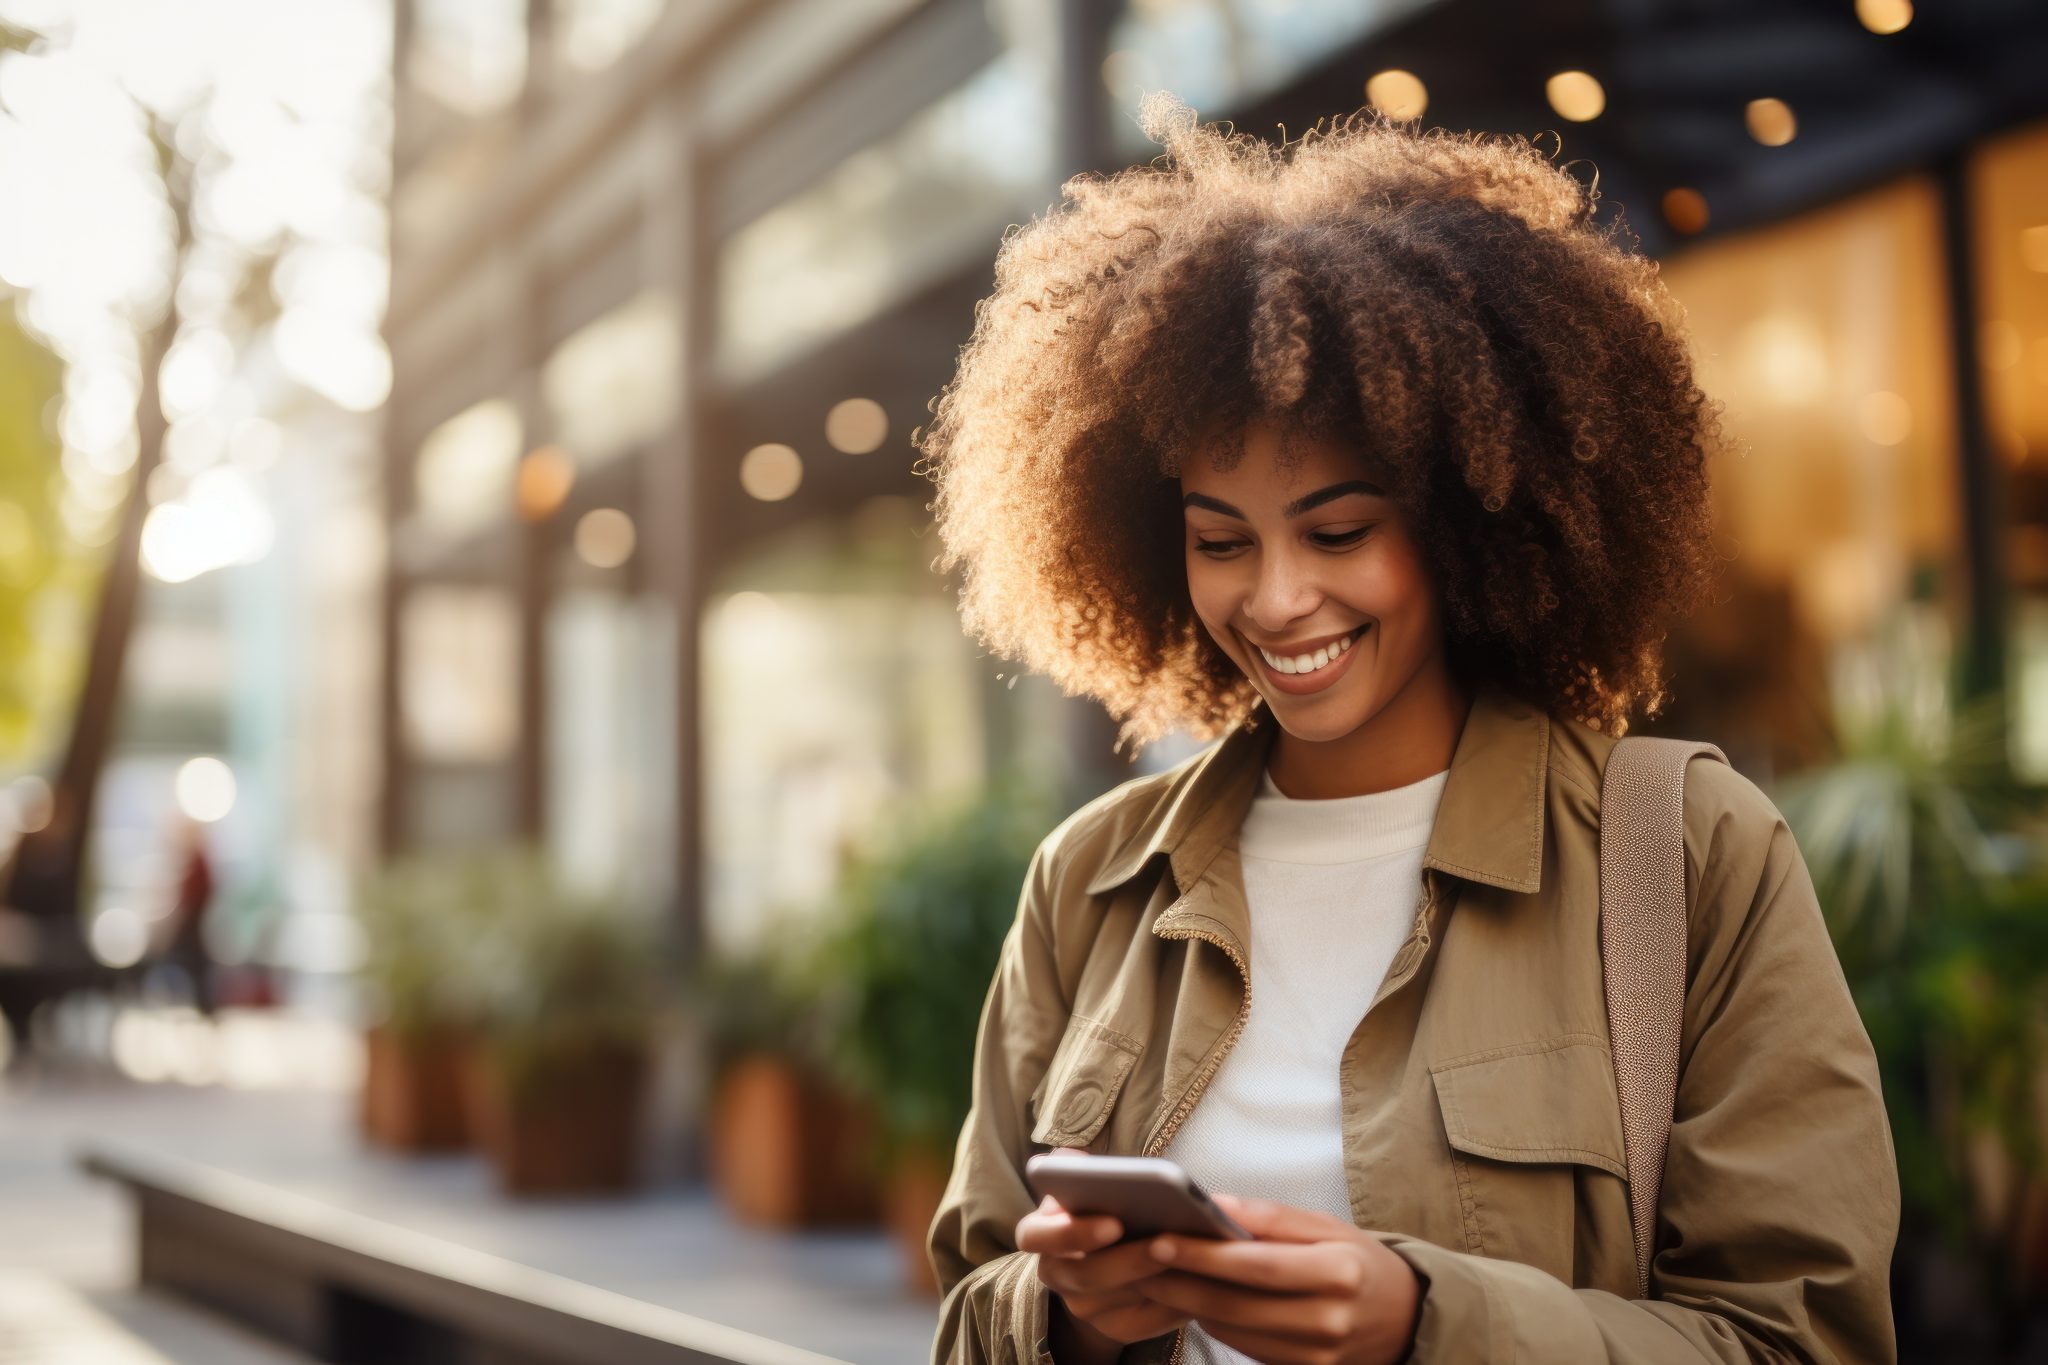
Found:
[1180,419,1449,744]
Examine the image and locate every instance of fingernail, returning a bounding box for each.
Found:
[1150,1238,1177,1262]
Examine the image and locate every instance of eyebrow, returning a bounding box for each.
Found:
[1180,479,1386,521]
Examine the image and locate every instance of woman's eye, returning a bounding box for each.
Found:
[1312,527,1372,548]
[1192,539,1244,556]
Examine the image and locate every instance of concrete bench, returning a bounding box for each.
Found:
[78,1144,854,1365]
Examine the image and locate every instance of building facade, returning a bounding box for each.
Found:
[381,0,2048,954]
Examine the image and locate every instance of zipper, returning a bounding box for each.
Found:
[1144,919,1250,1365]
[1142,923,1251,1158]
[1142,872,1441,1365]
[1371,871,1441,1009]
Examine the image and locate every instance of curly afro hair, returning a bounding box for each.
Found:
[914,92,1725,754]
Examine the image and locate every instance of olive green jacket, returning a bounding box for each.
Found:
[927,685,1898,1364]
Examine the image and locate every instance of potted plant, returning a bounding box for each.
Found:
[464,853,673,1196]
[699,943,879,1227]
[808,775,1058,1293]
[1775,657,2048,1355]
[353,856,497,1151]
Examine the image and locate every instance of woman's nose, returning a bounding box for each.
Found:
[1243,548,1320,632]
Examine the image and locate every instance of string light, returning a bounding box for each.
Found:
[825,398,889,455]
[1745,98,1797,147]
[515,446,575,522]
[739,443,802,501]
[1545,71,1605,123]
[1662,188,1709,235]
[1365,70,1427,121]
[1855,0,1912,35]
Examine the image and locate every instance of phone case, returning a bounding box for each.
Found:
[1024,1153,1252,1242]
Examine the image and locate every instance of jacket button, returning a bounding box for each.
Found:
[1056,1082,1102,1131]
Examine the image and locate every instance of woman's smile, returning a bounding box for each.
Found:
[1249,623,1369,696]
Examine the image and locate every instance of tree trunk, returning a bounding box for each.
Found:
[0,122,188,924]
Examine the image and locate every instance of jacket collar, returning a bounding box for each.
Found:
[1083,683,1552,898]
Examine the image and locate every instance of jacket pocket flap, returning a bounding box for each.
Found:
[1429,1038,1628,1179]
[1030,1017,1142,1149]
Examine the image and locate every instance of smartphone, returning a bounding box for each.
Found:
[1024,1152,1252,1243]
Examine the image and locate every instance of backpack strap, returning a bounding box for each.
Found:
[1598,734,1728,1299]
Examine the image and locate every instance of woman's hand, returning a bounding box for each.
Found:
[1131,1193,1423,1364]
[1015,1150,1193,1357]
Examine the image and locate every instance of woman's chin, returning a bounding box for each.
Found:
[1259,684,1378,743]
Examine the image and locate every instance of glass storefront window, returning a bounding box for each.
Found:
[1658,175,1959,773]
[412,398,520,537]
[547,587,677,908]
[715,53,1050,386]
[408,0,528,118]
[393,124,521,255]
[399,586,520,764]
[1104,0,1418,157]
[550,0,665,76]
[1971,118,2048,781]
[700,512,988,955]
[541,289,680,468]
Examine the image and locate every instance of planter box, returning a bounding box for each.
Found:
[883,1145,951,1296]
[468,1039,648,1195]
[709,1052,880,1227]
[360,1026,473,1152]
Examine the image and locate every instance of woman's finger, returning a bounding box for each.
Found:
[1036,1237,1173,1297]
[1209,1192,1359,1244]
[1145,1232,1364,1295]
[1016,1205,1124,1257]
[1135,1269,1348,1339]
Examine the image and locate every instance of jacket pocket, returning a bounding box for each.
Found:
[1029,1016,1143,1150]
[1428,1036,1628,1273]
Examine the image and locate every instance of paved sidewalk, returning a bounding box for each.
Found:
[0,1061,938,1365]
[0,1273,312,1365]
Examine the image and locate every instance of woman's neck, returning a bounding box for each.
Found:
[1265,661,1473,800]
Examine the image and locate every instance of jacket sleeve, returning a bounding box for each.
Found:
[928,834,1075,1365]
[1378,762,1900,1363]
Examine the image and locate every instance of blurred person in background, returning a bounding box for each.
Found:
[916,95,1897,1364]
[157,816,217,1018]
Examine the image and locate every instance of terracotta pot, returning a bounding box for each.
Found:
[468,1038,648,1195]
[360,1025,472,1151]
[883,1144,953,1296]
[709,1052,881,1227]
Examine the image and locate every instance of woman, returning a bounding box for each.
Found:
[913,93,1897,1364]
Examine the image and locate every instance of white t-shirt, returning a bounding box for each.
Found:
[1161,762,1448,1365]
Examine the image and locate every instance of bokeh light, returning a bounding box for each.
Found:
[516,446,576,523]
[1545,71,1605,123]
[1663,187,1710,235]
[739,443,803,502]
[824,398,889,455]
[140,466,273,582]
[1856,0,1913,35]
[8,776,54,834]
[88,905,150,969]
[574,508,636,569]
[1857,391,1913,447]
[174,755,237,822]
[1740,313,1830,406]
[1365,69,1427,121]
[1746,98,1797,147]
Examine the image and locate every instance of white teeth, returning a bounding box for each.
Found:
[1258,627,1363,675]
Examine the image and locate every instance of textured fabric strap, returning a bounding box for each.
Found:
[1599,735,1728,1300]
